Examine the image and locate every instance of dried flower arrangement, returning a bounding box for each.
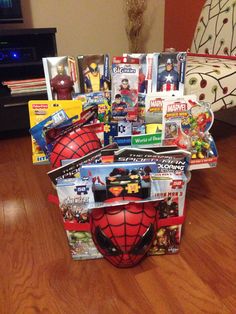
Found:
[124,0,148,52]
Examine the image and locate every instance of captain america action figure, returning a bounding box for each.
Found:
[158,58,179,92]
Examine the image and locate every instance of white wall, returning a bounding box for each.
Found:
[1,0,165,56]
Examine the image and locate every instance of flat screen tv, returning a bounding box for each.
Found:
[0,0,23,23]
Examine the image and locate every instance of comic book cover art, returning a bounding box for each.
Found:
[111,56,139,122]
[150,172,187,217]
[153,52,186,95]
[79,161,158,208]
[77,54,110,94]
[56,178,102,260]
[156,196,179,219]
[148,225,181,255]
[145,94,164,124]
[43,56,80,100]
[66,230,103,260]
[161,95,197,148]
[180,102,218,169]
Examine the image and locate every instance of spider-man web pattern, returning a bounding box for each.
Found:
[50,127,101,168]
[90,202,159,268]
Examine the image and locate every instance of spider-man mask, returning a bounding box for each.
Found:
[90,202,159,268]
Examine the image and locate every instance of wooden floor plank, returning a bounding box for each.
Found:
[0,120,235,313]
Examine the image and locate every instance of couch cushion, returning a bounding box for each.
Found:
[185,54,236,112]
[191,0,236,56]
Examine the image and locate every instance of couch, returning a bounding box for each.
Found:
[184,0,236,112]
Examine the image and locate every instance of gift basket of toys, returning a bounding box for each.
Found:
[28,52,218,268]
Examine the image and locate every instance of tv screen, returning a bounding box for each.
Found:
[0,0,23,23]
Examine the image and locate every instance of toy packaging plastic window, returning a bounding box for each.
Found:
[111,56,139,122]
[43,56,80,100]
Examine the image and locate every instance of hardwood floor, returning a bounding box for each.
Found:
[0,120,235,314]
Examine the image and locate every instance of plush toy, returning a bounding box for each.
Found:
[50,126,101,168]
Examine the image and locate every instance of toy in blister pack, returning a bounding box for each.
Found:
[145,94,163,124]
[161,95,198,149]
[28,100,83,164]
[111,56,139,122]
[153,52,186,95]
[43,56,80,100]
[180,102,218,169]
[77,54,110,94]
[123,53,159,93]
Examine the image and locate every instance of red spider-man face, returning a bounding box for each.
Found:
[90,202,159,268]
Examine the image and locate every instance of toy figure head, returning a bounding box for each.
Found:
[89,63,99,76]
[90,202,159,268]
[120,78,130,90]
[114,94,122,104]
[57,64,66,75]
[166,58,174,71]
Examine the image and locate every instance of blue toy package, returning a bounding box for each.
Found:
[29,109,74,157]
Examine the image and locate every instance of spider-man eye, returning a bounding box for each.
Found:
[95,226,122,256]
[130,224,155,255]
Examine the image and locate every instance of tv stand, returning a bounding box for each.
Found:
[0,28,57,133]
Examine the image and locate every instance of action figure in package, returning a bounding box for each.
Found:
[111,56,139,121]
[43,56,80,100]
[77,54,110,93]
[123,53,159,93]
[154,52,186,95]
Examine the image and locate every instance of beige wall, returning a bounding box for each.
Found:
[1,0,165,56]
